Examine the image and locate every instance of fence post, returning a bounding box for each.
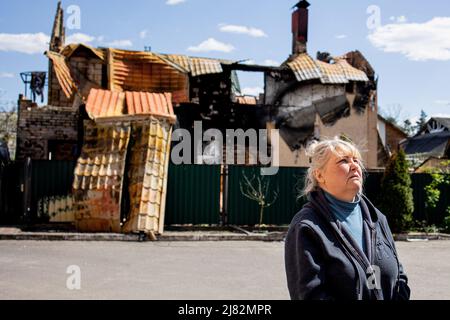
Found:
[221,164,229,226]
[22,157,32,223]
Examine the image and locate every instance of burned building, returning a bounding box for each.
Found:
[260,0,380,168]
[15,2,258,163]
[17,1,381,167]
[15,1,385,233]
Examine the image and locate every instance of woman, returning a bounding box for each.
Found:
[285,137,410,300]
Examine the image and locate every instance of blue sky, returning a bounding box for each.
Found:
[1,0,449,123]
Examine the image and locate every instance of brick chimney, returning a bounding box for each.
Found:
[292,0,310,55]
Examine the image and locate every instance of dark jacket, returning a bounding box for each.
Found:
[285,189,410,300]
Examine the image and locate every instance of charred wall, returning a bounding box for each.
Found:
[16,97,78,161]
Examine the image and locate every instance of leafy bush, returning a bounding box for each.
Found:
[443,217,450,233]
[423,160,450,233]
[378,150,414,233]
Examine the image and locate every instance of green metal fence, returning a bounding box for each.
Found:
[30,160,77,221]
[362,172,450,226]
[0,160,76,224]
[226,168,450,226]
[0,162,24,224]
[227,166,307,225]
[164,163,221,225]
[1,161,449,227]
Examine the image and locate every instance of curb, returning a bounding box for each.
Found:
[394,233,450,241]
[0,231,286,242]
[158,232,286,242]
[0,232,140,241]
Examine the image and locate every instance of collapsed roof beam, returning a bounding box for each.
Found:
[227,63,281,72]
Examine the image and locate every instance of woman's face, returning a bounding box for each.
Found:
[315,149,363,202]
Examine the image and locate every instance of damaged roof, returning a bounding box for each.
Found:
[107,49,189,103]
[334,58,369,82]
[123,119,172,234]
[46,51,78,99]
[235,95,258,105]
[161,54,230,77]
[315,60,349,84]
[86,89,176,123]
[61,43,105,60]
[52,45,242,104]
[73,122,131,191]
[286,53,321,82]
[285,53,369,84]
[58,44,234,77]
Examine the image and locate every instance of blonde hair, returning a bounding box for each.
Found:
[301,137,365,197]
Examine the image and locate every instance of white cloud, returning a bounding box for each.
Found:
[390,16,408,23]
[263,59,279,66]
[187,38,234,53]
[139,30,148,39]
[238,59,279,66]
[166,0,186,5]
[396,16,408,23]
[335,34,347,39]
[104,40,133,48]
[0,32,100,54]
[435,100,450,106]
[0,72,14,78]
[430,113,450,118]
[368,17,450,61]
[241,87,264,96]
[66,33,96,44]
[0,32,49,54]
[219,24,267,38]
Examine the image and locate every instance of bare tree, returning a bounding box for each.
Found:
[239,171,279,226]
[379,104,403,125]
[0,90,17,160]
[0,106,17,141]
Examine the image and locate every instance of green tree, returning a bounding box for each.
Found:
[379,149,414,232]
[415,109,428,133]
[402,119,415,136]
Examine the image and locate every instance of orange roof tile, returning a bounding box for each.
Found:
[161,54,226,76]
[46,51,78,99]
[108,49,189,104]
[125,91,174,117]
[85,89,125,119]
[235,95,257,105]
[315,60,349,84]
[286,53,321,82]
[286,53,369,84]
[86,89,176,123]
[335,58,369,82]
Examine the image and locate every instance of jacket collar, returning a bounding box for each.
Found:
[308,188,375,266]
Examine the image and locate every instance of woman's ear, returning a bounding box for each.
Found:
[315,169,325,184]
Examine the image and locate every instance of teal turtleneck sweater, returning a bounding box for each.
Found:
[323,190,366,254]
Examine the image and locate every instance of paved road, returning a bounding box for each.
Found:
[0,240,449,300]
